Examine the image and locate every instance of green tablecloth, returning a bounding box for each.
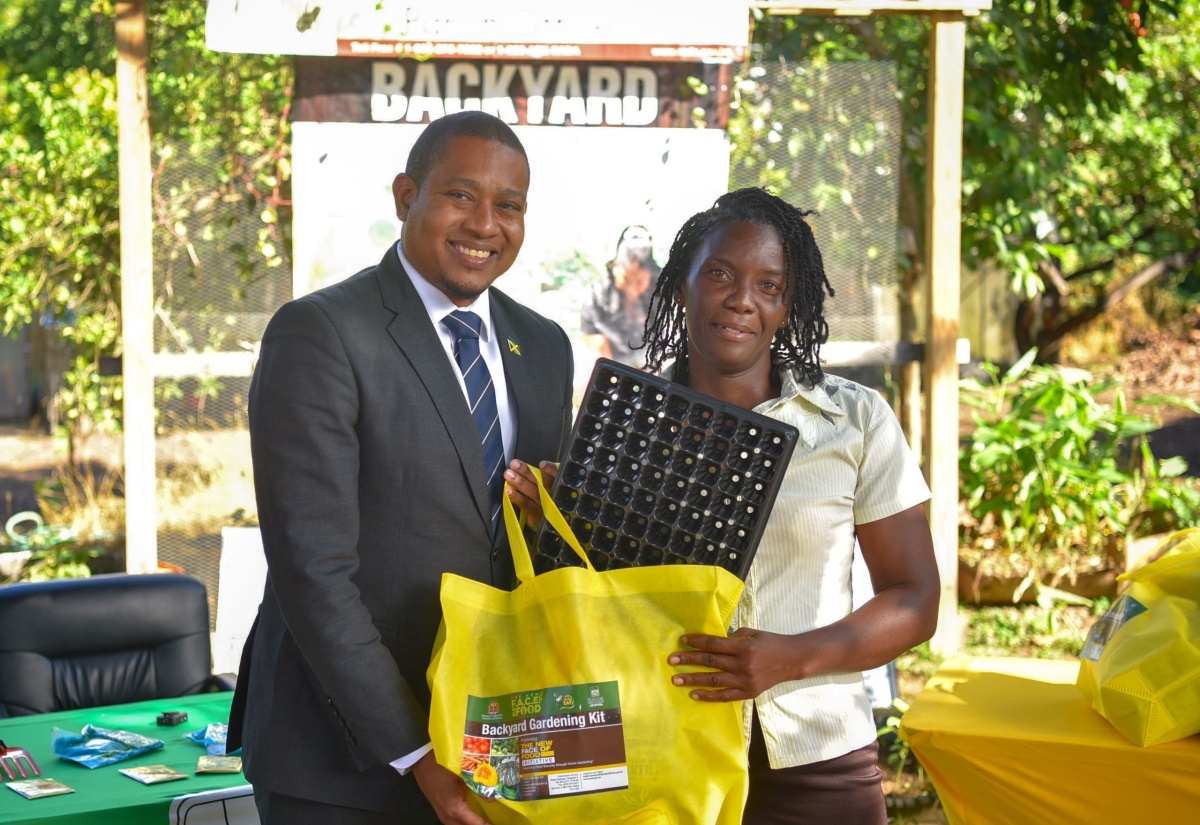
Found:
[0,692,249,825]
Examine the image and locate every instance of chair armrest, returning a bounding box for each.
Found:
[207,673,238,693]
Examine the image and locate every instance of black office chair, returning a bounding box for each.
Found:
[0,573,232,718]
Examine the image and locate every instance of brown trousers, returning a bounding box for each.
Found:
[743,711,887,825]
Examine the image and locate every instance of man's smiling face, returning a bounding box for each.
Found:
[392,135,530,306]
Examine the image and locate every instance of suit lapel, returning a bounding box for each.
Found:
[491,298,539,461]
[376,248,493,533]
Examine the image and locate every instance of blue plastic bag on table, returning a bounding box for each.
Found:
[51,725,163,768]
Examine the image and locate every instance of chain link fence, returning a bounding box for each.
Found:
[728,58,902,388]
[152,144,290,628]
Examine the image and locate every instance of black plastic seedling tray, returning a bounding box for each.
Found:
[533,359,799,580]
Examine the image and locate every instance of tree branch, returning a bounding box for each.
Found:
[1064,225,1158,282]
[1038,248,1200,356]
[1038,259,1069,296]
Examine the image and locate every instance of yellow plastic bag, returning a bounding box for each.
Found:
[1077,528,1200,746]
[427,471,748,824]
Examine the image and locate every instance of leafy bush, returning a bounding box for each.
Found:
[2,510,101,583]
[0,1,291,439]
[962,603,1096,658]
[876,699,924,790]
[959,348,1200,597]
[0,460,125,582]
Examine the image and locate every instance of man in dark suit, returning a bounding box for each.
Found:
[228,111,574,824]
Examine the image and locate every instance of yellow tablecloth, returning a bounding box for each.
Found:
[899,656,1200,824]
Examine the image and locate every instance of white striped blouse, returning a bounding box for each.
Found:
[741,369,931,767]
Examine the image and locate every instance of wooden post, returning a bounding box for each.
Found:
[924,12,966,655]
[117,0,157,573]
[898,268,924,461]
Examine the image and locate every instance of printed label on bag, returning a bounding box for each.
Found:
[1081,594,1148,661]
[460,681,627,801]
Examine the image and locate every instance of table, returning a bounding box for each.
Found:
[0,692,253,825]
[899,656,1200,824]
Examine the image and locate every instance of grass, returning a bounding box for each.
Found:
[962,603,1103,658]
[34,461,125,545]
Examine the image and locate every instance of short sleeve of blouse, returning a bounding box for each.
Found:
[853,390,931,524]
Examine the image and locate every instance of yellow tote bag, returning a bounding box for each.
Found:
[427,470,748,824]
[1078,528,1200,746]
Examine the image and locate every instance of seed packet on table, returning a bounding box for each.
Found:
[119,764,189,784]
[6,778,76,798]
[196,755,242,774]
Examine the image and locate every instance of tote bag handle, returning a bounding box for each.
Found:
[503,467,595,584]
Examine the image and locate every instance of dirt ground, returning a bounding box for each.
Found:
[1069,306,1200,467]
[0,425,111,520]
[1111,316,1200,474]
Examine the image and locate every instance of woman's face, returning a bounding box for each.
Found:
[613,261,651,298]
[678,221,790,376]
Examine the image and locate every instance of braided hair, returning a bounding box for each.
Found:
[641,187,835,387]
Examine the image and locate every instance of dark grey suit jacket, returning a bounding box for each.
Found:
[228,245,574,812]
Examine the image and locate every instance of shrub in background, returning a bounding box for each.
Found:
[959,348,1200,600]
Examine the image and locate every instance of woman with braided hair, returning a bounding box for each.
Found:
[650,187,939,823]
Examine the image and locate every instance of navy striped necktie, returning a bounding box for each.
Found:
[443,310,505,534]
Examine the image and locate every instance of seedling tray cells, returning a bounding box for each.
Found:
[534,359,798,580]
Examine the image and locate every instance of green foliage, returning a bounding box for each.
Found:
[741,0,1200,348]
[1,509,104,583]
[726,58,900,313]
[894,641,940,699]
[0,1,291,437]
[960,348,1200,592]
[876,698,925,790]
[541,248,604,292]
[963,602,1096,658]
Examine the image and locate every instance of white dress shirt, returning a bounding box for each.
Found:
[396,243,517,461]
[390,242,518,775]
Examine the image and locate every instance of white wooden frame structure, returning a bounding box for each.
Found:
[753,1,986,654]
[117,0,988,653]
[116,1,156,576]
